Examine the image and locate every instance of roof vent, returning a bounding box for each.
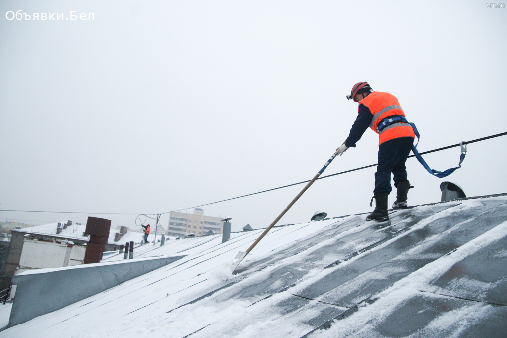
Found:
[311,211,327,222]
[221,218,231,243]
[242,224,253,231]
[440,181,466,202]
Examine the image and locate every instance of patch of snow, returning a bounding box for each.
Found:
[0,303,12,329]
[308,219,507,337]
[419,302,492,338]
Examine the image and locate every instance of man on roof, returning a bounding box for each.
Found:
[336,82,415,222]
[141,223,150,243]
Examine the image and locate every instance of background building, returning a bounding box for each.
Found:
[3,221,142,284]
[0,221,34,234]
[167,208,223,237]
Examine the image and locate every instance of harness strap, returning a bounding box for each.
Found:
[377,115,408,133]
[410,122,467,178]
[370,105,403,128]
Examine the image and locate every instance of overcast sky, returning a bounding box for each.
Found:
[1,0,506,233]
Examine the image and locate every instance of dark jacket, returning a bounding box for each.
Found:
[344,104,373,148]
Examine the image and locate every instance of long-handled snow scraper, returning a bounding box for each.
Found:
[232,148,342,273]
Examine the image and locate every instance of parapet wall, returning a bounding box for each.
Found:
[8,255,184,327]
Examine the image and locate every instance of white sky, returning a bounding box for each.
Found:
[1,0,506,232]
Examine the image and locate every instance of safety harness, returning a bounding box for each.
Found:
[378,116,467,178]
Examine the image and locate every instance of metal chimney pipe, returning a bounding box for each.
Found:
[129,241,134,259]
[222,218,232,243]
[124,242,129,260]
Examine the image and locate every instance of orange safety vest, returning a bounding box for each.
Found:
[359,91,415,145]
[145,225,150,234]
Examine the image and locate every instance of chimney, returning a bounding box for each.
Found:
[222,218,232,243]
[83,217,111,264]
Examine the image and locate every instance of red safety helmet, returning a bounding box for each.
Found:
[346,82,371,101]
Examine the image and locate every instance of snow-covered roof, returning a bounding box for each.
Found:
[12,222,150,245]
[13,222,89,242]
[3,194,507,337]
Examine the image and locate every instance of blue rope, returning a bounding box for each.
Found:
[410,122,466,178]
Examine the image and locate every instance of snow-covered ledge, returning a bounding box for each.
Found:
[8,255,185,327]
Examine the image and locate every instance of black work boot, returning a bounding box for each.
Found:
[392,180,412,209]
[366,193,389,222]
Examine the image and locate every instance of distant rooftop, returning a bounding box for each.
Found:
[11,221,155,245]
[12,221,88,242]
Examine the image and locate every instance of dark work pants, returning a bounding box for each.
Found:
[374,137,414,194]
[144,233,149,243]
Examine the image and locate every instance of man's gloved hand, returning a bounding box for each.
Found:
[336,143,348,156]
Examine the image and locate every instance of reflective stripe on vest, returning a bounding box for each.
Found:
[359,92,415,145]
[379,122,413,135]
[369,105,404,130]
